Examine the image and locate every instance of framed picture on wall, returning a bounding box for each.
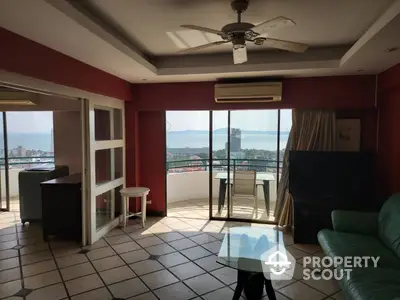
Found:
[336,118,361,151]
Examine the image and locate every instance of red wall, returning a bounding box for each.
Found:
[130,75,378,214]
[133,76,376,111]
[137,111,166,212]
[0,27,132,101]
[1,27,384,213]
[377,63,400,198]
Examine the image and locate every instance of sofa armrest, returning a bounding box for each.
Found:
[331,210,379,236]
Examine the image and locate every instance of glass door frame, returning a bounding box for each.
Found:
[0,112,10,211]
[208,109,282,225]
[83,98,125,245]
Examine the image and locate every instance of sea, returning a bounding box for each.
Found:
[167,131,290,151]
[0,132,53,151]
[0,132,289,152]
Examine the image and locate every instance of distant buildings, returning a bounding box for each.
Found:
[230,128,242,152]
[0,145,54,169]
[225,128,244,159]
[11,146,26,157]
[167,147,209,156]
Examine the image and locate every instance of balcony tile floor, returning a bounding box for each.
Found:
[167,198,276,222]
[0,210,343,300]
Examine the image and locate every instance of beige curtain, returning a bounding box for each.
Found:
[274,109,336,227]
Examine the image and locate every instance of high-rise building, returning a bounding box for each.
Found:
[225,128,242,156]
[230,128,241,152]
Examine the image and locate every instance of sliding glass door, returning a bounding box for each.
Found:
[164,109,291,224]
[228,110,278,222]
[210,109,290,223]
[0,113,7,211]
[211,111,229,218]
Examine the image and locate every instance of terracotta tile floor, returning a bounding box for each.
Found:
[0,210,345,300]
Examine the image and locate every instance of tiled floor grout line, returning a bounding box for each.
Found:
[48,242,72,300]
[101,235,160,300]
[109,220,278,297]
[107,221,230,299]
[137,221,235,298]
[1,214,335,300]
[79,245,125,299]
[14,215,27,300]
[160,218,299,300]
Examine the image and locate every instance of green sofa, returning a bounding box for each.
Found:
[317,194,400,300]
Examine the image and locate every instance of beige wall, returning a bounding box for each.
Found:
[53,110,82,174]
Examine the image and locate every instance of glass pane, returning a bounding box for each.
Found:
[114,185,123,218]
[277,109,292,202]
[114,147,123,179]
[95,149,111,185]
[5,111,54,212]
[0,113,5,210]
[113,109,123,140]
[229,110,278,222]
[166,111,209,218]
[96,190,112,230]
[211,110,229,218]
[94,109,111,141]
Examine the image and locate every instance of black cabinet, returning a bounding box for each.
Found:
[41,173,82,242]
[289,151,378,244]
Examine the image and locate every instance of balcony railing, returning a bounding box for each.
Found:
[166,158,283,173]
[0,156,55,199]
[1,156,55,168]
[166,159,280,204]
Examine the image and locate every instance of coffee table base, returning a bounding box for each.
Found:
[233,270,276,300]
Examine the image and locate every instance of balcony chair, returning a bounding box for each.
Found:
[230,170,258,217]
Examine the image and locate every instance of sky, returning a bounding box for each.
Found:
[166,109,292,132]
[3,112,53,133]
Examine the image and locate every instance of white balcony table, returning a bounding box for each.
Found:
[120,187,150,228]
[215,172,275,215]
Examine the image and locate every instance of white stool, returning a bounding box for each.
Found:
[120,187,150,228]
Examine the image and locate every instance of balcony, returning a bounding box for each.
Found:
[167,159,280,222]
[1,156,55,211]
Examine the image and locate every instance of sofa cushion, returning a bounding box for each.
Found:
[379,193,400,259]
[342,267,400,300]
[318,229,400,270]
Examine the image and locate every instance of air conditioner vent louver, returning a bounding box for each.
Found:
[215,82,282,103]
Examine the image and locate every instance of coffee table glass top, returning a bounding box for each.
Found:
[217,226,287,273]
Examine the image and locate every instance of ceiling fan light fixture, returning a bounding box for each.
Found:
[177,1,307,64]
[233,44,247,64]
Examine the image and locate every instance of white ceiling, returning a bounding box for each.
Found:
[88,0,392,54]
[0,0,399,83]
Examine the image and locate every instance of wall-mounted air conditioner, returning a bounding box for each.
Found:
[214,82,282,103]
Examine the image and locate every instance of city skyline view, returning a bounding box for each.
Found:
[0,112,54,153]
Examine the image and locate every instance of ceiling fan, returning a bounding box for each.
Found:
[178,0,308,64]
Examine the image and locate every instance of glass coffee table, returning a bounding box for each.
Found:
[217,226,290,300]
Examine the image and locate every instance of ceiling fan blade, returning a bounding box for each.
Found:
[180,25,224,36]
[252,16,296,34]
[263,38,308,53]
[178,41,228,54]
